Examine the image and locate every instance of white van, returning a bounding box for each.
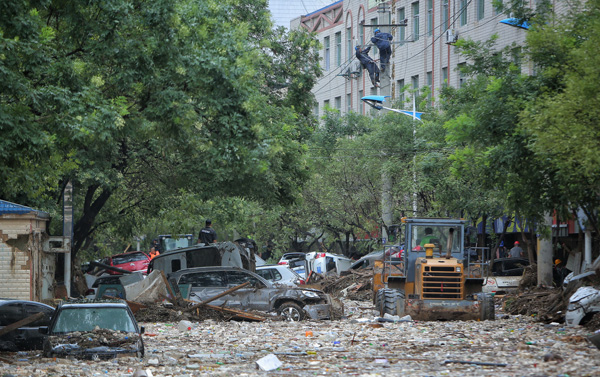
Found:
[307,252,352,276]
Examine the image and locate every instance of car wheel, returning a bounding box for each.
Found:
[278,302,305,321]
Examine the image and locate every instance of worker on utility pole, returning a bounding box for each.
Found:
[371,28,393,73]
[355,46,380,88]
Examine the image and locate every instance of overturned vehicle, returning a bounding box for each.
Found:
[41,300,144,359]
[148,241,256,275]
[169,266,342,321]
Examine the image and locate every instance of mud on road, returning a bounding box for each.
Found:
[1,299,599,376]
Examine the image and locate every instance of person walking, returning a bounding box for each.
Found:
[371,29,393,73]
[509,241,524,258]
[355,46,380,87]
[198,219,217,244]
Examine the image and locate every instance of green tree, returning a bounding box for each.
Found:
[0,0,321,264]
[521,0,600,232]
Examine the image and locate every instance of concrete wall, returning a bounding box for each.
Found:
[0,215,53,301]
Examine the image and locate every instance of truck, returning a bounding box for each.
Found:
[373,218,494,321]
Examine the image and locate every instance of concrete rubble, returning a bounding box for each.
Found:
[1,298,599,376]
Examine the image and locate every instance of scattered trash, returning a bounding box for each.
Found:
[543,353,564,363]
[256,354,282,371]
[177,320,193,331]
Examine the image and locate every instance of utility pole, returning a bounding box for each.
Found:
[377,1,392,244]
[377,1,392,98]
[538,212,554,287]
[63,181,73,297]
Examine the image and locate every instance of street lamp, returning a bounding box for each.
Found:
[361,95,423,120]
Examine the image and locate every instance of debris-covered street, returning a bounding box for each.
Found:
[2,298,599,376]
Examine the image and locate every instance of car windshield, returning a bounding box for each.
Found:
[112,253,147,265]
[411,225,460,253]
[52,307,136,334]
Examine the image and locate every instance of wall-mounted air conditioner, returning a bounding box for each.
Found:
[445,29,458,44]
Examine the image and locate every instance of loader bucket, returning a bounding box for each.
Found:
[404,298,482,321]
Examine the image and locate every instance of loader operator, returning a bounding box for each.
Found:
[420,227,435,246]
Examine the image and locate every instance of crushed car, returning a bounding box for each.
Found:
[148,241,256,275]
[169,266,341,321]
[565,286,600,327]
[0,299,55,351]
[483,257,530,295]
[100,251,151,275]
[256,265,305,286]
[40,300,145,359]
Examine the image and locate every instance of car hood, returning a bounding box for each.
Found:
[47,329,142,359]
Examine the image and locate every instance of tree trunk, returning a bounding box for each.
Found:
[478,214,487,248]
[72,185,113,259]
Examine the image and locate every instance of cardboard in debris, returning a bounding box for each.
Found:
[256,354,282,371]
[125,270,169,304]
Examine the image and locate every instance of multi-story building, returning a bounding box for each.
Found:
[291,0,533,118]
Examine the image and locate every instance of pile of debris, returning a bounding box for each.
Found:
[48,328,139,349]
[503,263,600,330]
[501,287,569,323]
[306,269,373,301]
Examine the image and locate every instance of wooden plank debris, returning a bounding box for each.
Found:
[0,312,44,338]
[183,281,250,312]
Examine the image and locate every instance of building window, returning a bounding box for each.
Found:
[442,0,449,31]
[427,0,433,36]
[397,79,405,104]
[426,71,432,104]
[494,0,503,15]
[347,27,353,61]
[441,67,448,88]
[371,18,378,53]
[314,103,319,118]
[411,75,419,96]
[458,63,466,87]
[512,47,522,67]
[346,93,352,113]
[324,36,330,71]
[477,0,485,20]
[359,23,364,45]
[335,32,342,67]
[358,90,363,114]
[412,2,420,41]
[460,0,468,26]
[398,8,406,42]
[324,99,330,109]
[334,96,341,111]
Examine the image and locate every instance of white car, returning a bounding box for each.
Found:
[482,257,529,295]
[566,286,600,327]
[307,252,352,276]
[256,265,305,287]
[278,252,306,266]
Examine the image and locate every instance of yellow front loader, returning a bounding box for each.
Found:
[373,218,494,321]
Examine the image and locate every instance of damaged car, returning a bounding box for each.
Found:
[169,266,341,321]
[0,299,55,351]
[565,286,600,327]
[40,300,144,359]
[483,257,530,295]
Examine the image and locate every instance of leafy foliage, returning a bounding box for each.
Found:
[0,0,321,260]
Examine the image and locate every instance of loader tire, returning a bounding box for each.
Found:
[478,292,495,321]
[375,288,405,316]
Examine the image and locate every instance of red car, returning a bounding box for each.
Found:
[101,251,151,275]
